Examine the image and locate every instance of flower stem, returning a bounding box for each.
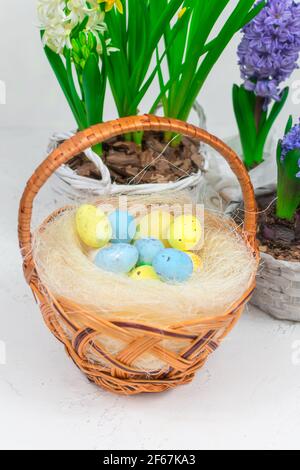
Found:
[125,133,133,142]
[253,96,266,165]
[164,131,182,147]
[255,96,264,133]
[133,131,143,147]
[92,143,103,158]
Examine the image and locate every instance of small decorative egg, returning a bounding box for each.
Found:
[129,266,160,281]
[109,210,136,244]
[134,238,164,266]
[76,204,112,248]
[168,214,202,251]
[153,248,193,283]
[135,211,173,246]
[185,252,203,272]
[95,244,138,274]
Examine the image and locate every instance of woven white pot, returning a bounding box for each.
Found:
[204,132,300,321]
[251,253,300,322]
[49,104,208,201]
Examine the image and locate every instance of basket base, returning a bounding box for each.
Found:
[29,275,250,397]
[86,372,196,396]
[65,345,203,396]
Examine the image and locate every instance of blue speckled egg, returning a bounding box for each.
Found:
[153,249,193,283]
[109,210,136,244]
[95,244,138,274]
[134,238,165,266]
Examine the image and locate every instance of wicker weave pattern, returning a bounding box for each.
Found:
[19,115,259,395]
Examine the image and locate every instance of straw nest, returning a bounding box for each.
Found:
[32,193,256,327]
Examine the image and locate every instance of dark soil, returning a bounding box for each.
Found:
[256,193,300,261]
[68,131,204,185]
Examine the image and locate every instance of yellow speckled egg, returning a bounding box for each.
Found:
[76,204,112,248]
[129,265,160,281]
[185,252,203,272]
[135,211,173,247]
[168,214,202,251]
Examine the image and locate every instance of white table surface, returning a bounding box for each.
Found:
[1,127,300,451]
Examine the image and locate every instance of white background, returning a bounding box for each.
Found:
[0,0,300,450]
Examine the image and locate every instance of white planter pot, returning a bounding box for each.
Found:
[204,132,300,322]
[251,253,300,322]
[49,104,208,201]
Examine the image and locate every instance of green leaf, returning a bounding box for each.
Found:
[175,0,259,120]
[43,42,84,129]
[267,88,289,129]
[238,86,257,146]
[201,2,266,56]
[276,140,282,166]
[282,149,300,179]
[155,47,168,115]
[277,151,300,220]
[256,87,289,162]
[82,53,105,126]
[187,0,230,56]
[167,7,190,77]
[285,115,293,135]
[65,50,87,130]
[169,1,229,113]
[232,84,254,167]
[148,0,183,54]
[240,1,266,28]
[129,44,172,115]
[129,0,183,95]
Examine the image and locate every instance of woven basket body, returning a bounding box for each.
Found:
[19,115,258,395]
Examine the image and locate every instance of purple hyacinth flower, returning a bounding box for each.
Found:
[237,0,300,105]
[281,120,300,178]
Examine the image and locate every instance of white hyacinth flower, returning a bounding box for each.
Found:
[37,0,115,56]
[66,0,94,25]
[37,0,66,28]
[86,9,107,35]
[38,0,70,53]
[42,22,73,53]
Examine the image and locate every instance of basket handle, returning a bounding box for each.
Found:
[19,115,257,259]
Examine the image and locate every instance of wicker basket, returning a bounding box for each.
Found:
[19,115,259,396]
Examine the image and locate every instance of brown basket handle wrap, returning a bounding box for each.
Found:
[19,115,257,260]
